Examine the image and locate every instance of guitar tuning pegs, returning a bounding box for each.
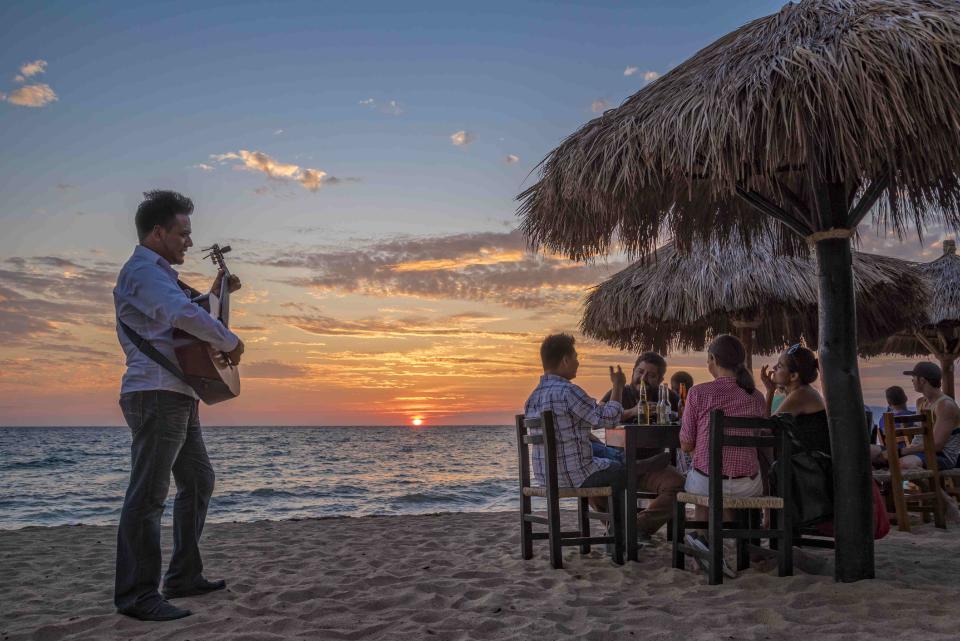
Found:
[220,245,232,254]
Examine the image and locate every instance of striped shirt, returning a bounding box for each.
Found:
[680,376,767,478]
[524,374,623,488]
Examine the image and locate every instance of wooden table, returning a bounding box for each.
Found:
[605,423,682,561]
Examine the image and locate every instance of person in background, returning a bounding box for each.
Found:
[871,362,960,470]
[592,352,680,459]
[680,334,766,574]
[670,371,694,396]
[875,386,912,440]
[595,352,686,538]
[760,344,829,454]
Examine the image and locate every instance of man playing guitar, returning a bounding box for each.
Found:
[113,190,244,621]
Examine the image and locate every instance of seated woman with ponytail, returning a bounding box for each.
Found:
[679,334,768,502]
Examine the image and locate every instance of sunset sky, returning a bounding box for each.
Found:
[1,0,953,426]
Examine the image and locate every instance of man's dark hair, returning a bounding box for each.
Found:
[885,385,908,407]
[135,190,194,241]
[540,333,576,370]
[670,370,694,389]
[634,351,667,377]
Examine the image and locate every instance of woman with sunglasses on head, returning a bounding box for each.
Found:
[760,344,829,454]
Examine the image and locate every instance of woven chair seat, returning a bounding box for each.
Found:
[872,468,935,482]
[939,468,960,478]
[522,485,613,498]
[677,491,784,509]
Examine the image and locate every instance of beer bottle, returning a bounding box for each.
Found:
[638,382,649,425]
[657,383,670,424]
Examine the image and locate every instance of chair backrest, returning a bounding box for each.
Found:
[514,411,558,492]
[882,411,938,475]
[708,410,795,506]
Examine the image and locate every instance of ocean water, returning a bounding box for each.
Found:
[0,425,518,530]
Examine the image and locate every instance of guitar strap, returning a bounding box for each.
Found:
[118,320,193,388]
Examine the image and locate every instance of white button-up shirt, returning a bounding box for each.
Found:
[114,245,240,398]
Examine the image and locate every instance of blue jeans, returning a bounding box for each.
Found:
[114,391,214,613]
[592,441,625,464]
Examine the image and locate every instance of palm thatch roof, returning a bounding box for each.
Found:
[878,239,960,358]
[518,0,960,260]
[581,235,929,355]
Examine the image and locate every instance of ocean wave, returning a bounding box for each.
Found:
[3,456,77,470]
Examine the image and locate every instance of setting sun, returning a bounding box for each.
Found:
[411,418,424,426]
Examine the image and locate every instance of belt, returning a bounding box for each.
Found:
[694,467,758,481]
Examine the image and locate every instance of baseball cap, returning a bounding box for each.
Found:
[903,362,942,381]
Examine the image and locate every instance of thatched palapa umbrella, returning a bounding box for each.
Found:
[880,240,960,396]
[581,238,928,369]
[518,0,960,581]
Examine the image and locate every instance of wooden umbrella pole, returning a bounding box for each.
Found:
[732,318,761,374]
[812,182,875,583]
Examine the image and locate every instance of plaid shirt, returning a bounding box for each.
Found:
[679,377,767,478]
[524,374,622,488]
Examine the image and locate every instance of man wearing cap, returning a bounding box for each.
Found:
[871,362,960,470]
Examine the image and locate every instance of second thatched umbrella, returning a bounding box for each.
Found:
[879,240,960,396]
[581,239,928,368]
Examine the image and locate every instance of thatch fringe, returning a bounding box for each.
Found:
[878,239,960,357]
[580,234,929,355]
[518,0,960,260]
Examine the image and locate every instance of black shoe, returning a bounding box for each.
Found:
[119,600,192,621]
[163,577,227,599]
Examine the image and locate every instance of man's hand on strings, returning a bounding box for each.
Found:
[211,269,242,295]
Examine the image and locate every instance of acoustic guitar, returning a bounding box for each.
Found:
[172,243,240,405]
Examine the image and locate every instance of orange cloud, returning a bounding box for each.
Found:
[210,150,357,192]
[5,83,57,107]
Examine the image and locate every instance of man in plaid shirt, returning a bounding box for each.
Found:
[525,334,628,524]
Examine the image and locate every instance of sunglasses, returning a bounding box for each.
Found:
[786,343,802,355]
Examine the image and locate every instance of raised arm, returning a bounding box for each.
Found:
[568,368,625,429]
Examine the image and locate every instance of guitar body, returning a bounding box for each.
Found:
[172,245,241,405]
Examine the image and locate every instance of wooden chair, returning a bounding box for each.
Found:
[516,411,624,569]
[872,411,945,532]
[672,410,794,585]
[940,468,960,502]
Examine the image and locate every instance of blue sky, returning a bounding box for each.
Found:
[3,0,945,425]
[1,0,783,251]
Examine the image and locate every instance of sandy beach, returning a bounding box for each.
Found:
[2,510,960,641]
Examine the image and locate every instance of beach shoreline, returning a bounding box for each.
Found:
[4,510,960,640]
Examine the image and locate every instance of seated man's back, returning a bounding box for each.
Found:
[524,333,624,488]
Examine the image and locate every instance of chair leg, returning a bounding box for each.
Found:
[769,509,779,551]
[708,507,723,586]
[520,495,533,560]
[578,497,591,554]
[548,494,563,570]
[609,494,624,565]
[932,479,947,529]
[890,479,911,533]
[778,509,794,577]
[672,500,686,570]
[736,510,749,572]
[749,508,761,548]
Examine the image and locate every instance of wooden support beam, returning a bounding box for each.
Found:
[847,175,891,228]
[735,185,814,237]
